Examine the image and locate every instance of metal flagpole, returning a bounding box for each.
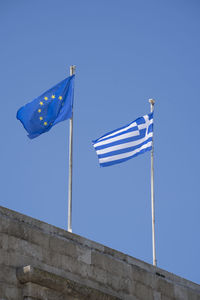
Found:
[149,98,156,266]
[68,65,76,232]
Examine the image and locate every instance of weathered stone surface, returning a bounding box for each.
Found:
[135,281,154,300]
[0,284,22,300]
[156,278,175,298]
[0,205,200,300]
[17,265,121,300]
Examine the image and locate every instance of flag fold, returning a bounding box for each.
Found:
[17,75,75,139]
[93,113,153,167]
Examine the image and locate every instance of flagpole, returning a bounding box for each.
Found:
[149,98,156,266]
[68,65,76,233]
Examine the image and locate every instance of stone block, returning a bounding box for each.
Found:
[156,278,175,299]
[0,233,8,250]
[0,284,22,300]
[61,254,91,278]
[154,290,161,300]
[134,281,154,300]
[6,219,30,241]
[91,251,131,278]
[29,228,50,249]
[41,246,63,268]
[0,248,9,265]
[131,264,155,288]
[77,245,91,264]
[187,290,200,300]
[0,265,18,285]
[174,284,188,300]
[89,264,109,285]
[7,235,43,261]
[0,216,10,235]
[49,235,77,258]
[7,251,35,269]
[23,282,62,300]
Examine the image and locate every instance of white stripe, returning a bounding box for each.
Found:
[98,122,137,142]
[99,141,152,164]
[94,129,140,148]
[96,132,153,155]
[138,118,153,130]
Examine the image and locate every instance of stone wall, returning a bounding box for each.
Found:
[0,205,199,300]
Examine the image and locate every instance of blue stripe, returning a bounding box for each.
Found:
[99,146,152,167]
[97,137,153,159]
[93,125,138,144]
[135,116,146,125]
[94,129,146,150]
[148,123,153,134]
[92,120,136,144]
[148,112,153,120]
[92,113,152,144]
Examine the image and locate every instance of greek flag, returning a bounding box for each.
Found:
[93,112,153,167]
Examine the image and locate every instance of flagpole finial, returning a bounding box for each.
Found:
[149,99,155,113]
[149,98,155,105]
[70,65,76,76]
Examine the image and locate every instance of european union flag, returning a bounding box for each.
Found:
[17,75,75,139]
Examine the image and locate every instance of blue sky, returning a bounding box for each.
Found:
[1,0,200,284]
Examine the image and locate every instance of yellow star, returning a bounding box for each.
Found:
[38,109,41,113]
[44,96,48,101]
[51,95,55,99]
[40,101,44,106]
[58,96,63,100]
[44,122,48,126]
[39,117,43,121]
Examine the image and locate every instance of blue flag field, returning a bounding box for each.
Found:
[17,75,75,139]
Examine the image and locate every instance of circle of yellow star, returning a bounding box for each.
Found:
[58,96,63,100]
[40,101,44,106]
[44,122,48,126]
[38,109,41,113]
[44,97,48,101]
[51,95,55,99]
[39,117,43,121]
